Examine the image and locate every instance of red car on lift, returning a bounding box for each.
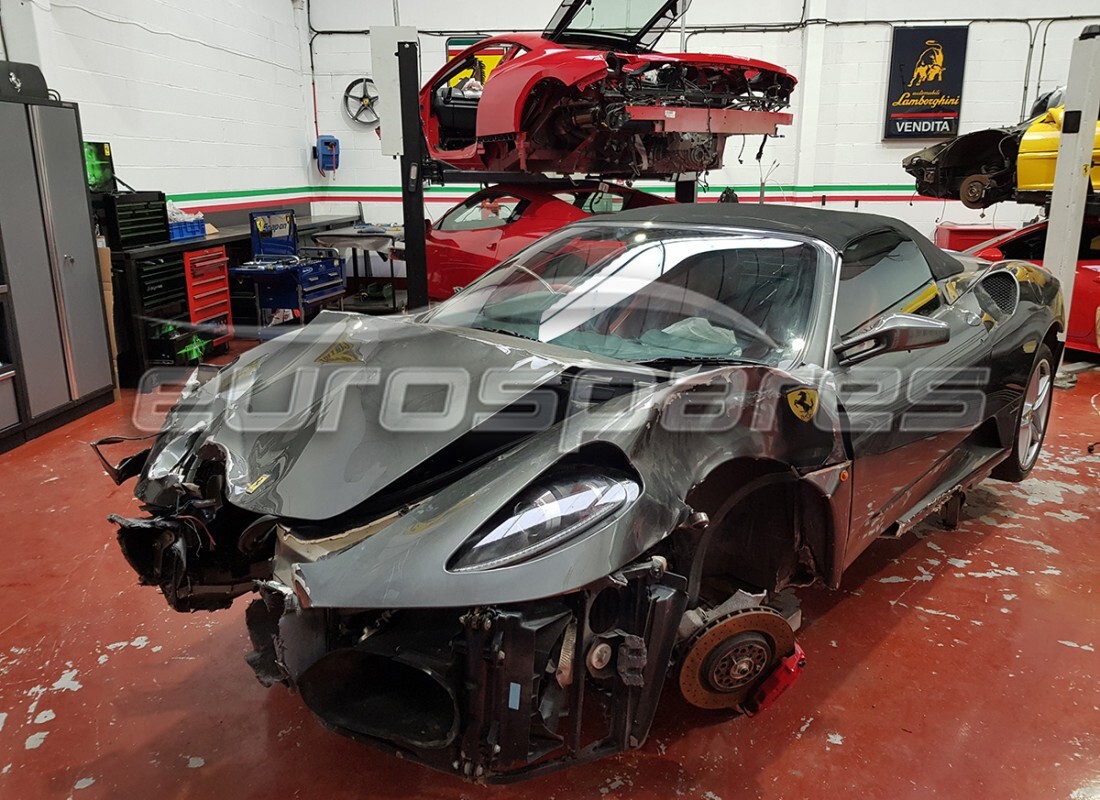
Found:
[966,218,1100,353]
[421,181,670,300]
[419,0,796,178]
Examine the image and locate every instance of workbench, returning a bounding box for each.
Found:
[111,214,356,387]
[311,224,405,311]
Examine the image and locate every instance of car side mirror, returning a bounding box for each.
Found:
[424,217,433,232]
[835,313,951,366]
[976,246,1004,261]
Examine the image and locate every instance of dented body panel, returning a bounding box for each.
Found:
[289,357,845,610]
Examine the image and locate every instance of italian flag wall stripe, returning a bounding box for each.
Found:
[169,183,938,213]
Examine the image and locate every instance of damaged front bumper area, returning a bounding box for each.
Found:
[99,437,278,613]
[110,512,274,612]
[247,558,689,781]
[247,543,805,782]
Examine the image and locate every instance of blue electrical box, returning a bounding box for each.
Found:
[316,135,340,171]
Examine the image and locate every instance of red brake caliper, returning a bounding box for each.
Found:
[742,642,806,717]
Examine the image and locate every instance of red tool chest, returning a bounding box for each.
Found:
[183,246,233,346]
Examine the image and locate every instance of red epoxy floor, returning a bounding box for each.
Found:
[1,370,1099,800]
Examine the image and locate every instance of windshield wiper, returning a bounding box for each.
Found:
[635,355,763,368]
[469,325,539,342]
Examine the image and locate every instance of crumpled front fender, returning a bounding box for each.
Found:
[289,363,845,610]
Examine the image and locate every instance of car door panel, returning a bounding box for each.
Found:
[427,193,530,298]
[839,292,991,564]
[830,232,995,565]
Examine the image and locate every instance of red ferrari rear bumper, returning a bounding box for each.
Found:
[622,106,794,136]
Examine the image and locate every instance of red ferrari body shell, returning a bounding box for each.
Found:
[423,183,670,300]
[420,33,796,177]
[966,220,1100,353]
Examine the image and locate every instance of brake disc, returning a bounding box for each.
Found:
[677,606,796,710]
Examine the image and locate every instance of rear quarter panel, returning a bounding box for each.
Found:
[475,47,606,137]
[986,261,1064,415]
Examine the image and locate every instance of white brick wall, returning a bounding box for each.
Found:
[2,0,313,198]
[1,0,1098,237]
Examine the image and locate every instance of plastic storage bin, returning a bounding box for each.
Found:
[168,219,206,241]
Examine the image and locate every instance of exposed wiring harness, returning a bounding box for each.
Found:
[177,514,217,550]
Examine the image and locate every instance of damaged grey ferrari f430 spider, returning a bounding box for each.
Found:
[96,204,1063,781]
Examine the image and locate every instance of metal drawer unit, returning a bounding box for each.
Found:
[229,210,346,337]
[184,246,233,346]
[115,254,214,385]
[94,191,170,250]
[138,254,188,308]
[257,259,345,310]
[134,255,197,368]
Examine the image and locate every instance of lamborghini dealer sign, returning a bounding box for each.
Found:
[884,26,968,139]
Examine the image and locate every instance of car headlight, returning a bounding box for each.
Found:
[448,471,640,572]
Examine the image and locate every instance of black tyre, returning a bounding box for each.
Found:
[992,344,1054,482]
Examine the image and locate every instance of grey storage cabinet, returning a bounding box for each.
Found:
[0,62,114,453]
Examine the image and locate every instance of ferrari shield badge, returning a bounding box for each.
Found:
[786,387,819,422]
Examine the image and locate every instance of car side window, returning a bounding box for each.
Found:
[580,192,625,215]
[835,232,940,337]
[999,228,1047,261]
[499,44,529,64]
[436,194,527,232]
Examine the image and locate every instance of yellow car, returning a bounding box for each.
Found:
[1017,106,1100,194]
[903,105,1100,209]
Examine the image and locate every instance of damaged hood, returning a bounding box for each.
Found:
[138,312,625,520]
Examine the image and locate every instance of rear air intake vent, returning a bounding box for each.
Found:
[978,271,1020,316]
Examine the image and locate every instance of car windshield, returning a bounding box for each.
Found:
[422,223,821,367]
[543,0,687,50]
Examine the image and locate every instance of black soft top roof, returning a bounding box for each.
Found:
[609,203,965,280]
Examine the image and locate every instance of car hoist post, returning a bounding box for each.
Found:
[397,39,430,310]
[1041,24,1100,355]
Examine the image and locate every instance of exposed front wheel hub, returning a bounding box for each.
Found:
[678,607,796,709]
[705,632,771,692]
